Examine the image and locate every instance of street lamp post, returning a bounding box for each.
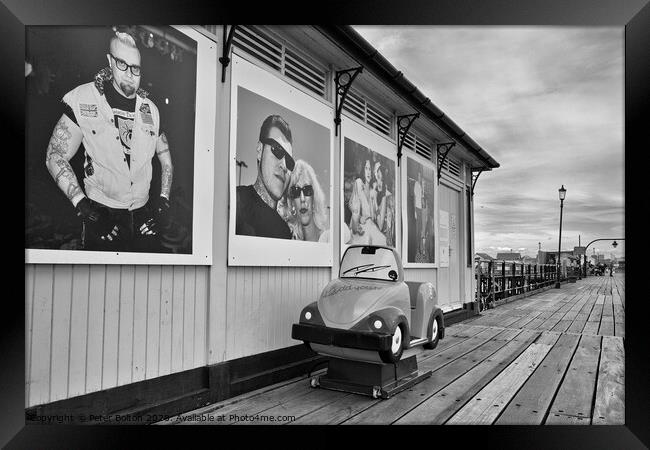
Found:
[582,239,623,277]
[555,185,566,289]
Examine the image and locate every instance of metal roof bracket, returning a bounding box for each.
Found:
[219,25,237,83]
[471,168,484,196]
[436,142,456,184]
[334,66,363,136]
[396,113,420,167]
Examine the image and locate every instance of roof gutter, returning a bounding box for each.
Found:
[316,25,500,170]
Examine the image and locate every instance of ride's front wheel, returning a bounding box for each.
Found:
[379,324,404,363]
[423,316,440,350]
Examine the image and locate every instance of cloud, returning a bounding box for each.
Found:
[354,26,624,255]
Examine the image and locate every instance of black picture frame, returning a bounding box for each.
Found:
[4,0,646,447]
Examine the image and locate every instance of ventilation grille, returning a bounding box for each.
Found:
[342,87,392,137]
[212,25,328,98]
[403,131,433,160]
[439,155,462,178]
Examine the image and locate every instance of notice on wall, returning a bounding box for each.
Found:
[439,210,449,267]
[449,213,457,251]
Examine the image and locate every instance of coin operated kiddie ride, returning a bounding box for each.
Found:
[291,245,445,399]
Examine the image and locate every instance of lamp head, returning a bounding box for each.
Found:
[558,185,566,201]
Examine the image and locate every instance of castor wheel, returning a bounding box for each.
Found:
[310,376,320,388]
[372,386,381,399]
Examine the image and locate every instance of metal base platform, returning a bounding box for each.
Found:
[310,355,432,399]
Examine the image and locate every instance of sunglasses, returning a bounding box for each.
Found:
[290,184,313,199]
[260,137,295,171]
[110,54,141,76]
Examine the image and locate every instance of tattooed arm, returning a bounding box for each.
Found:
[45,114,85,206]
[155,131,173,199]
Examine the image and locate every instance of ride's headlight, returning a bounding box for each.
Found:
[305,311,312,320]
[373,319,383,329]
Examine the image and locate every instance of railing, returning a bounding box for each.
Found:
[474,260,567,311]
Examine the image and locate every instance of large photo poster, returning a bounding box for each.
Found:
[341,119,397,256]
[403,154,436,266]
[25,25,216,265]
[228,54,333,266]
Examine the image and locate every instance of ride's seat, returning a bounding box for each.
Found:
[404,281,421,309]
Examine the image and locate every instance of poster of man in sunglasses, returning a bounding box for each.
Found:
[26,25,199,257]
[234,86,331,243]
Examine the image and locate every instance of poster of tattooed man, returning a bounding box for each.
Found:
[26,25,208,262]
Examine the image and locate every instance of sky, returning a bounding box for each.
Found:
[354,26,625,259]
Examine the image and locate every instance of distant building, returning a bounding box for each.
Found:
[475,252,495,261]
[522,256,537,265]
[496,252,522,262]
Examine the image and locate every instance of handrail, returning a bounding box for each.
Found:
[473,260,572,311]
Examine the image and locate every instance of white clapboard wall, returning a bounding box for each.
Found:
[25,263,331,407]
[224,267,332,361]
[25,264,209,407]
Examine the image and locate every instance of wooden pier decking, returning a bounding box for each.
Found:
[159,274,625,425]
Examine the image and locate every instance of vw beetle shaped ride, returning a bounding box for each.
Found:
[292,245,444,363]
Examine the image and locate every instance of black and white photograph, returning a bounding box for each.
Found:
[404,155,436,265]
[228,54,333,266]
[14,18,639,437]
[25,25,216,264]
[342,137,396,249]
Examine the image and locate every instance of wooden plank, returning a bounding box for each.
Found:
[508,310,543,329]
[545,335,601,423]
[447,332,559,425]
[171,266,185,374]
[29,265,54,406]
[50,265,73,401]
[159,266,174,376]
[132,266,149,383]
[290,393,378,425]
[102,266,121,390]
[178,378,314,425]
[613,304,625,324]
[598,316,615,336]
[85,266,106,394]
[537,317,561,331]
[343,329,525,424]
[545,413,591,424]
[614,321,625,338]
[419,328,511,371]
[145,266,162,380]
[587,304,603,322]
[25,265,36,405]
[562,310,579,321]
[240,387,350,424]
[581,320,600,335]
[194,268,208,367]
[551,320,572,333]
[183,266,196,370]
[394,330,540,424]
[592,336,624,425]
[566,320,586,334]
[523,318,546,330]
[495,333,580,424]
[68,265,90,398]
[117,265,135,386]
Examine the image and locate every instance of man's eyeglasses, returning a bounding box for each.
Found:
[110,54,141,76]
[290,185,313,199]
[260,137,295,171]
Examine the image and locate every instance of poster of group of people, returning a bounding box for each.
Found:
[342,137,396,250]
[25,25,216,265]
[228,54,334,267]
